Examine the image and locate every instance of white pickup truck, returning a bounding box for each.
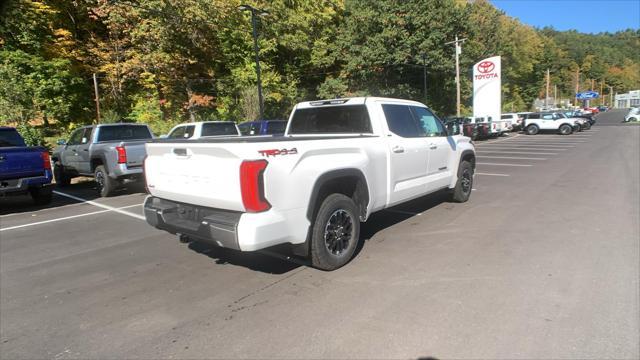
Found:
[143,97,476,270]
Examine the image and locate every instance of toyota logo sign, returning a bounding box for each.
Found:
[477,61,495,74]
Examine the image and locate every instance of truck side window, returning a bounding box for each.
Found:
[382,104,423,138]
[67,129,84,145]
[168,126,185,139]
[412,107,447,137]
[238,123,250,135]
[81,127,93,144]
[183,125,195,138]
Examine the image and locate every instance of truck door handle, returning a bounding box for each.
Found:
[429,144,438,150]
[82,149,88,152]
[392,146,404,153]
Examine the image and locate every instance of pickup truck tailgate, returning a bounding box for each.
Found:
[145,142,245,211]
[121,141,147,168]
[0,148,45,180]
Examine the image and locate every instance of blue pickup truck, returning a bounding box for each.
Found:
[0,127,53,205]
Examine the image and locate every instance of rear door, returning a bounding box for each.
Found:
[381,103,429,205]
[412,106,453,190]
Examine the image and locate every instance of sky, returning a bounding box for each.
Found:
[490,0,640,33]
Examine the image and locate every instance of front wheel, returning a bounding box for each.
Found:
[94,165,116,197]
[559,124,572,135]
[450,160,473,203]
[526,124,539,135]
[310,194,360,271]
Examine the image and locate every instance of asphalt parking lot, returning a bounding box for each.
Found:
[1,109,638,359]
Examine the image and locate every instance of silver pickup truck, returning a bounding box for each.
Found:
[52,123,153,197]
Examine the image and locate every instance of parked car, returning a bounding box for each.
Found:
[624,107,640,122]
[238,120,287,136]
[562,110,595,127]
[166,121,240,140]
[597,105,608,112]
[143,97,476,270]
[501,113,524,131]
[52,123,154,197]
[0,127,53,204]
[523,112,580,135]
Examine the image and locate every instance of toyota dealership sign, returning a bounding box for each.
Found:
[473,56,501,122]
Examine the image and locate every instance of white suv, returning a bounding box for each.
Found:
[624,108,640,122]
[523,112,579,135]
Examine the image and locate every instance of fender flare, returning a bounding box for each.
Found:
[306,168,370,222]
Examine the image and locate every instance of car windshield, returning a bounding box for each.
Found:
[201,122,239,136]
[0,128,26,147]
[96,125,152,142]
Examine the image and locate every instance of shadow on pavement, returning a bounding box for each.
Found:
[183,190,450,274]
[187,241,301,274]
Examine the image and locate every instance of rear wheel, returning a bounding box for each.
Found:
[53,163,70,187]
[450,160,473,203]
[526,124,539,135]
[559,124,572,135]
[310,194,360,271]
[30,187,52,205]
[94,165,115,197]
[583,122,591,130]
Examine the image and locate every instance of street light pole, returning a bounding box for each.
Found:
[239,4,268,120]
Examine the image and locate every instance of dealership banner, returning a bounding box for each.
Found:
[473,56,501,122]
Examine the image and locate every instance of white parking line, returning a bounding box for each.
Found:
[477,162,533,167]
[476,172,510,177]
[53,191,145,220]
[0,204,142,232]
[476,147,567,151]
[482,144,573,148]
[478,156,547,160]
[476,150,558,155]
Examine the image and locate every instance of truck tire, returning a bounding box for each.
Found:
[29,187,53,205]
[450,160,473,203]
[53,163,70,187]
[310,194,360,271]
[559,124,572,135]
[525,124,539,135]
[94,165,115,197]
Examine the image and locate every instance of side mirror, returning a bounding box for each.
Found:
[57,139,66,145]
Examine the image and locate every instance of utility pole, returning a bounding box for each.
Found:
[93,73,101,123]
[545,69,550,108]
[575,68,580,107]
[239,4,268,120]
[445,35,466,117]
[554,84,557,107]
[422,53,428,104]
[600,80,604,106]
[609,86,614,107]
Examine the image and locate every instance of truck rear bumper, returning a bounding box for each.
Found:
[143,196,311,252]
[0,172,53,196]
[111,164,143,180]
[144,196,242,250]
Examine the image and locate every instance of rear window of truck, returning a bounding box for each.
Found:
[96,125,152,142]
[0,128,26,147]
[288,105,372,134]
[201,122,238,136]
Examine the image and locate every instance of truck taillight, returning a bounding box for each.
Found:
[240,160,271,213]
[116,146,127,164]
[41,151,51,170]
